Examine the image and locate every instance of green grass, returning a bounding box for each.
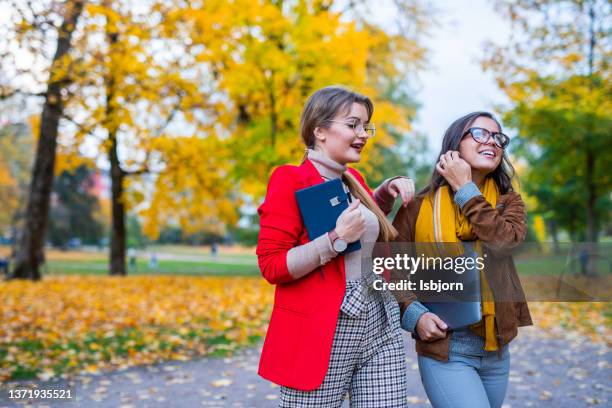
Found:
[45,259,259,276]
[146,245,256,259]
[515,255,611,276]
[41,255,610,277]
[29,244,609,278]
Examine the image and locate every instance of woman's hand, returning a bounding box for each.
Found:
[387,177,415,207]
[335,199,365,243]
[436,151,472,191]
[416,312,448,341]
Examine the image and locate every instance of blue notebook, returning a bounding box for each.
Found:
[295,178,361,255]
[421,301,482,330]
[422,244,482,330]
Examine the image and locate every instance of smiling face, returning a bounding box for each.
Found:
[313,102,370,164]
[459,116,503,179]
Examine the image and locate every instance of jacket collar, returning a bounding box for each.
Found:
[299,158,326,186]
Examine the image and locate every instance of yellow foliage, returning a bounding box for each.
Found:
[10,1,429,236]
[29,115,40,141]
[139,135,239,239]
[529,302,612,345]
[0,163,18,229]
[0,274,608,383]
[185,0,422,199]
[0,276,273,382]
[0,121,34,231]
[532,215,547,243]
[54,151,95,177]
[51,0,245,236]
[95,197,112,231]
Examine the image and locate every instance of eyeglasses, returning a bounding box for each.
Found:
[462,127,510,149]
[328,120,376,137]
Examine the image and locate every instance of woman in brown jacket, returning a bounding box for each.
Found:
[391,111,532,408]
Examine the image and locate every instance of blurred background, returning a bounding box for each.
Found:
[0,0,610,406]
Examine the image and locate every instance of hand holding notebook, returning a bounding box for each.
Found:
[295,178,361,255]
[334,199,365,243]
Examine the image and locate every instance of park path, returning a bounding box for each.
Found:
[0,327,609,408]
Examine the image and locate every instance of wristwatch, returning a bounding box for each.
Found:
[328,229,348,253]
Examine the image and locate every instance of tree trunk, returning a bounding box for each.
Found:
[585,148,598,275]
[108,130,126,276]
[583,1,598,276]
[105,21,126,276]
[267,75,277,147]
[585,2,598,244]
[585,149,598,243]
[547,219,560,255]
[9,1,85,281]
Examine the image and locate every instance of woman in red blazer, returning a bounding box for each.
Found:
[257,86,415,407]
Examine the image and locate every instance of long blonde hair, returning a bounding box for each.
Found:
[300,86,398,242]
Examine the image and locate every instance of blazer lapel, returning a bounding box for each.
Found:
[298,158,326,187]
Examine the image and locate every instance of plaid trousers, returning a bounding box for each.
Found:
[280,280,407,407]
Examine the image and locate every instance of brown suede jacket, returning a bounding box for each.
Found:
[390,189,533,361]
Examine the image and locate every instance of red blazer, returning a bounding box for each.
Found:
[256,158,378,391]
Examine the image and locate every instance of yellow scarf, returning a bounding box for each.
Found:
[415,179,499,351]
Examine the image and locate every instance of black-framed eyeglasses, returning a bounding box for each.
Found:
[462,127,510,149]
[328,120,376,137]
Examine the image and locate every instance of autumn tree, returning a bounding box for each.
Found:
[1,0,86,280]
[483,0,611,243]
[58,1,239,275]
[119,0,434,243]
[1,1,238,277]
[180,0,433,199]
[2,0,433,278]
